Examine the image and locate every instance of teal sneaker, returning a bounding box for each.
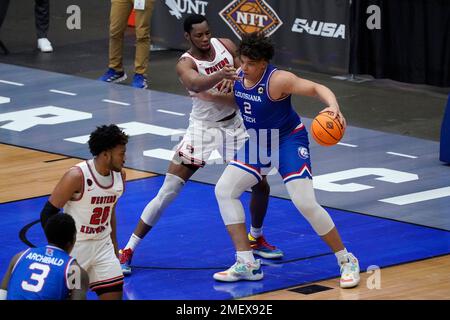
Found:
[340,253,360,288]
[213,259,263,282]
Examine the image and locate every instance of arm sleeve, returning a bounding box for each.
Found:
[40,200,60,229]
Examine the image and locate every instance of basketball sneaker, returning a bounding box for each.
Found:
[248,233,284,259]
[339,253,360,288]
[37,38,53,53]
[119,248,133,276]
[99,68,127,83]
[131,73,148,89]
[213,259,263,282]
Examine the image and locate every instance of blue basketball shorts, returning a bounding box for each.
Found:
[230,123,312,183]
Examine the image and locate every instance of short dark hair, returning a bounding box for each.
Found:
[239,32,274,61]
[183,14,207,33]
[88,124,128,156]
[44,214,76,249]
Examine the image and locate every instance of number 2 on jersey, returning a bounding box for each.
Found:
[243,102,252,115]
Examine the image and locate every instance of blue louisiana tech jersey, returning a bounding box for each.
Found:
[234,64,301,140]
[7,245,74,300]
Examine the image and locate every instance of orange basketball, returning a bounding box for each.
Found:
[310,112,345,146]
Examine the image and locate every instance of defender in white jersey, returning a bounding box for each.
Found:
[40,124,128,300]
[119,14,282,275]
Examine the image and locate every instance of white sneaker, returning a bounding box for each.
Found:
[37,38,53,52]
[213,259,263,282]
[340,253,360,288]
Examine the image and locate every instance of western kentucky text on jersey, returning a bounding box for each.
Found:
[90,195,117,205]
[80,225,107,234]
[204,57,230,75]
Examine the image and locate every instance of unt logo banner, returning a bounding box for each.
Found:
[165,0,208,20]
[219,0,283,39]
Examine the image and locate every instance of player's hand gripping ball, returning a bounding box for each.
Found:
[311,111,345,146]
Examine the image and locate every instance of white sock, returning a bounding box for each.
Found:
[236,251,255,264]
[125,233,142,251]
[250,226,263,239]
[335,248,349,266]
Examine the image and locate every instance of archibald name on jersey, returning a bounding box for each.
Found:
[90,195,117,205]
[234,91,262,102]
[25,252,65,267]
[204,57,230,75]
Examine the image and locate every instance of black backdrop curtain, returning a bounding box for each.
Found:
[0,0,10,29]
[350,0,450,87]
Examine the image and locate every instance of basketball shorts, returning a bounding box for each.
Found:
[70,236,123,292]
[175,113,248,167]
[231,123,312,183]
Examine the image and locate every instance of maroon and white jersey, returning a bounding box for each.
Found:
[63,160,124,241]
[180,37,235,122]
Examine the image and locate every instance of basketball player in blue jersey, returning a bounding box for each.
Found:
[118,14,283,275]
[202,32,360,288]
[0,214,89,300]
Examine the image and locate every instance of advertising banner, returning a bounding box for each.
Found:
[152,0,350,74]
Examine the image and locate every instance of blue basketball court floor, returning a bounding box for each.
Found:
[0,64,449,299]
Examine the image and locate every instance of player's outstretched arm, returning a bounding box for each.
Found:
[177,56,239,93]
[271,70,345,127]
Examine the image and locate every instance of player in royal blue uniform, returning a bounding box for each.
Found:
[207,32,360,288]
[0,214,88,300]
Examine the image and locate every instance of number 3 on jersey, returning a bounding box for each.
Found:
[243,102,252,115]
[90,206,110,225]
[21,263,50,292]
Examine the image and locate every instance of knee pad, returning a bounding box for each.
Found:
[286,179,335,236]
[215,165,259,225]
[140,173,185,226]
